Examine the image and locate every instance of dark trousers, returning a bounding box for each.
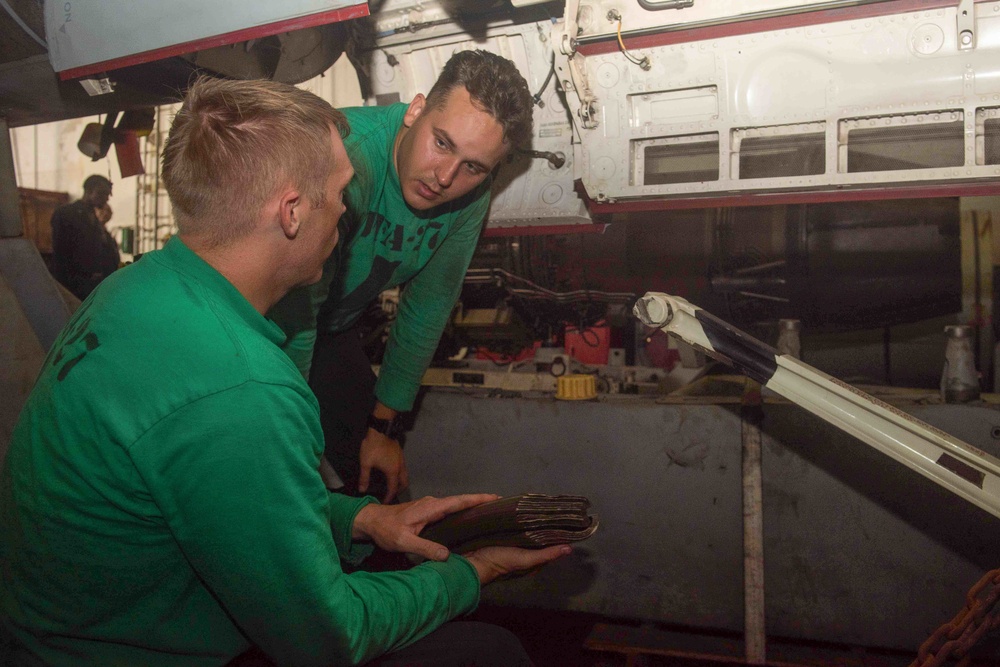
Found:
[371,621,533,667]
[309,328,387,499]
[228,621,533,667]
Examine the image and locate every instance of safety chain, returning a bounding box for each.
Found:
[911,568,1000,667]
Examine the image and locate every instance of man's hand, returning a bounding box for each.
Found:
[352,494,499,562]
[358,429,409,502]
[95,203,113,224]
[464,545,572,585]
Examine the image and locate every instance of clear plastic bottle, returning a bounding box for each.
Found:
[941,325,980,403]
[776,319,802,359]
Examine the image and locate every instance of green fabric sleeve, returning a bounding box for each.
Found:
[129,382,479,666]
[283,327,317,379]
[330,492,377,565]
[374,196,489,411]
[266,270,336,379]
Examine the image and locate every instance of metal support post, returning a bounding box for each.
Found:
[0,117,23,238]
[741,378,766,664]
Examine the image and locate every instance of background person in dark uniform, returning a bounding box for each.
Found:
[50,174,120,300]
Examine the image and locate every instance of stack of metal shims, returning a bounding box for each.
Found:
[421,494,599,552]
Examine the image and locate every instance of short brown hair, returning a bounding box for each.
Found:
[162,76,349,246]
[425,49,533,150]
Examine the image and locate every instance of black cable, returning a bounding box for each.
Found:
[532,60,556,108]
[580,328,601,347]
[515,148,565,169]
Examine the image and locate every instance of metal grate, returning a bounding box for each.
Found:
[844,113,964,173]
[985,117,1000,165]
[641,134,719,185]
[738,132,825,179]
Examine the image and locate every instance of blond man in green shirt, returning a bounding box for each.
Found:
[1,76,566,667]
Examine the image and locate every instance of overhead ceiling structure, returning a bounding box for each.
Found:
[0,0,367,128]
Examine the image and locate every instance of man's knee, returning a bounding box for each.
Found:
[458,621,531,664]
[375,621,532,667]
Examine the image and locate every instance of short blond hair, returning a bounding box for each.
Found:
[162,77,349,246]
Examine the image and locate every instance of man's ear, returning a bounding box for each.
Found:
[402,94,427,128]
[278,188,302,239]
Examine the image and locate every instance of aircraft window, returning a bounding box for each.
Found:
[841,112,964,173]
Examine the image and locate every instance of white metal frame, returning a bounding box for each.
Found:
[368,8,593,229]
[634,292,1000,520]
[556,1,1000,203]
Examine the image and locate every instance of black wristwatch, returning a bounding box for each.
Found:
[366,413,404,440]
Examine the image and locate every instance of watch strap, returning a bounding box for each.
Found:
[366,414,403,440]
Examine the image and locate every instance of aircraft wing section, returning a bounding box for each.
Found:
[46,0,368,80]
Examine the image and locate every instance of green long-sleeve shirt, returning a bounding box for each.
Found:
[0,237,479,667]
[269,103,489,411]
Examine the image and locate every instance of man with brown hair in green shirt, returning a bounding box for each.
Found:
[271,49,534,503]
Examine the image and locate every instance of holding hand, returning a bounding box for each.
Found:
[352,494,499,562]
[358,429,408,502]
[95,203,113,224]
[464,545,572,585]
[351,494,573,585]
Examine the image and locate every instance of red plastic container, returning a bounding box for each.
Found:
[564,321,610,365]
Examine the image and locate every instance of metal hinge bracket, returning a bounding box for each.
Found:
[958,0,976,50]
